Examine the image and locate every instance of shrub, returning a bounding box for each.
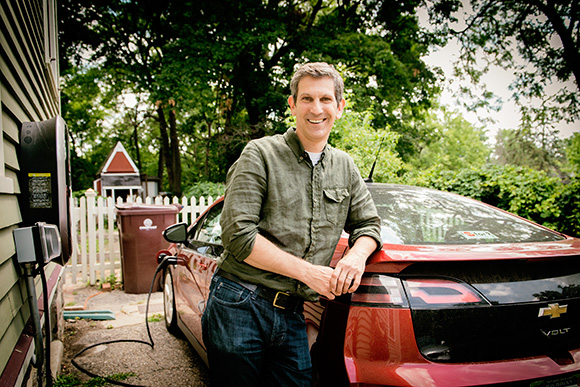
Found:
[182,181,225,199]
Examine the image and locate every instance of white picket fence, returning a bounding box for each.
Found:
[64,188,214,285]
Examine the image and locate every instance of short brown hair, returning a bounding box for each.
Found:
[290,62,344,106]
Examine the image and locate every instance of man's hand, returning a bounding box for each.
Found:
[329,236,378,296]
[244,235,339,299]
[244,234,378,300]
[300,265,336,300]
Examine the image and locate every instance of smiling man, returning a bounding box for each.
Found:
[201,62,382,387]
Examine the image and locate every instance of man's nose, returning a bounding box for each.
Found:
[311,99,323,114]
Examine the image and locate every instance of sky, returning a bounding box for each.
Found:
[418,8,579,141]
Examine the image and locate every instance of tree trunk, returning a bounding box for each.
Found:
[168,100,182,196]
[156,102,175,194]
[132,124,142,170]
[205,121,212,179]
[532,0,580,91]
[157,144,165,183]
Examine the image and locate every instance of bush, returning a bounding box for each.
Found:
[546,177,580,237]
[182,181,225,199]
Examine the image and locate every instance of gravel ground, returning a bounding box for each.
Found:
[60,284,209,386]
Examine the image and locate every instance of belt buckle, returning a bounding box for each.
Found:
[273,291,290,310]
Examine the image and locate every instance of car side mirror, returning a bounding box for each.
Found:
[163,223,188,244]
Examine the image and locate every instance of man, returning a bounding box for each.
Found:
[201,62,382,386]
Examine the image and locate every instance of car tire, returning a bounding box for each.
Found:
[163,269,179,334]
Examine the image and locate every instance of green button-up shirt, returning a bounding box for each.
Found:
[218,128,382,301]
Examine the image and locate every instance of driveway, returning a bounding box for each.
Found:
[60,282,209,386]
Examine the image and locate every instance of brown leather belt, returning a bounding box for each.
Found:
[215,268,303,312]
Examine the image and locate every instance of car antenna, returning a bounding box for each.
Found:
[364,136,386,183]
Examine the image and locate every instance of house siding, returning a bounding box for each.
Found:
[1,0,63,384]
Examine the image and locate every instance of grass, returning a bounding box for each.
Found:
[54,372,136,387]
[147,313,163,323]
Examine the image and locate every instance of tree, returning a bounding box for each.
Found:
[566,132,580,175]
[426,0,580,131]
[60,0,188,194]
[494,127,567,176]
[60,66,116,191]
[413,109,490,170]
[59,0,442,191]
[328,109,403,182]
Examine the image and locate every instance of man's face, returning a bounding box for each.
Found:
[288,76,345,151]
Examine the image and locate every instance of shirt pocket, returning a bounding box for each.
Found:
[323,188,350,226]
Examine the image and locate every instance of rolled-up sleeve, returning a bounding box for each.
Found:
[220,142,267,262]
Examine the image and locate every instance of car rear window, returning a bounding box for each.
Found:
[368,185,564,245]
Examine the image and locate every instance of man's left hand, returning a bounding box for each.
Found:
[329,236,378,296]
[331,252,366,296]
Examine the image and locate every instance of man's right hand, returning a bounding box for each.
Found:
[301,265,336,300]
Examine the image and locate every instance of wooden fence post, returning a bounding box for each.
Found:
[79,194,87,283]
[86,189,97,285]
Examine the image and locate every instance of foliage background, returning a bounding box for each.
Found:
[59,0,580,237]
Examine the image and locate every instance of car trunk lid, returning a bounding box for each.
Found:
[399,257,580,363]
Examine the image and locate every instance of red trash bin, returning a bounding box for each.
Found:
[116,203,182,293]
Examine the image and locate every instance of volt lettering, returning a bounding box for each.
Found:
[541,328,571,338]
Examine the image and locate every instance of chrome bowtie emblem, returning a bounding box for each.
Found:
[538,303,568,319]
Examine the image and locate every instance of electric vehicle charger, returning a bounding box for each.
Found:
[70,255,177,387]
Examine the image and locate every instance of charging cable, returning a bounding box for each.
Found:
[70,255,178,387]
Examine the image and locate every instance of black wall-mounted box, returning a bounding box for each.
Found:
[19,116,72,265]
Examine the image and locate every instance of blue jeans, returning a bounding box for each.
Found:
[201,273,312,387]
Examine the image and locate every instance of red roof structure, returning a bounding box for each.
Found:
[94,142,146,199]
[99,142,139,174]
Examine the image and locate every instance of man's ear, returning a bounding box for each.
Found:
[336,98,346,119]
[288,95,296,116]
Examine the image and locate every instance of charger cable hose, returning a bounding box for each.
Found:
[71,257,176,387]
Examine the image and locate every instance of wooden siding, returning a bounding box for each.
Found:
[0,0,61,381]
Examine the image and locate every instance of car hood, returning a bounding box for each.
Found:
[366,237,580,272]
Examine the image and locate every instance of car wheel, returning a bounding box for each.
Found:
[163,269,179,334]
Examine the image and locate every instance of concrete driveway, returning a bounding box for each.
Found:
[60,282,209,386]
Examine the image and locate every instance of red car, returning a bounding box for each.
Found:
[158,183,580,386]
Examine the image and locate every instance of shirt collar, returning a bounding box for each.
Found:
[284,128,331,165]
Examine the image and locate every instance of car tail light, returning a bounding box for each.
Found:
[351,274,408,307]
[404,279,487,307]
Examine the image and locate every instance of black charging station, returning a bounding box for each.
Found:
[19,116,72,265]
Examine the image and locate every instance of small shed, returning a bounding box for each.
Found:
[94,142,159,200]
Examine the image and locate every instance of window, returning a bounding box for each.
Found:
[186,202,224,257]
[369,185,563,245]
